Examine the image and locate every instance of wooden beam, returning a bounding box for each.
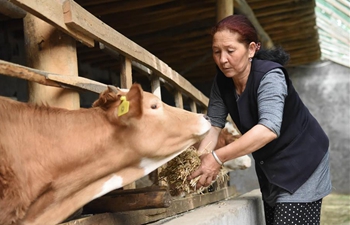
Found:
[174,91,184,109]
[0,60,108,94]
[119,56,132,89]
[9,0,94,47]
[189,100,197,113]
[62,0,209,108]
[60,186,238,225]
[83,187,172,213]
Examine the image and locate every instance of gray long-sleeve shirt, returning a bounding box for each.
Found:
[208,68,287,137]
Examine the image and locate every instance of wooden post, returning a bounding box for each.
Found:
[174,91,183,109]
[23,13,79,109]
[216,0,234,22]
[83,187,172,213]
[120,55,133,89]
[189,100,197,113]
[151,76,161,99]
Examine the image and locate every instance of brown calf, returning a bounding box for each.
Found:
[0,84,211,225]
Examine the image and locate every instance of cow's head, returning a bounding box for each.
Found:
[93,83,211,158]
[89,83,211,203]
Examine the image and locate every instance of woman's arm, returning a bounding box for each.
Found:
[189,124,276,188]
[197,125,221,155]
[215,124,277,163]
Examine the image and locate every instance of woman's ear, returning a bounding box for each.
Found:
[248,42,257,58]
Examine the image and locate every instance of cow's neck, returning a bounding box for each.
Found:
[10,106,141,223]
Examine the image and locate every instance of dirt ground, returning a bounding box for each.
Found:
[321,193,350,225]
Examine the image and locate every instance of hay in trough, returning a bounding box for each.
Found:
[159,146,229,196]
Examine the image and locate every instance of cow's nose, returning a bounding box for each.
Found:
[203,115,211,122]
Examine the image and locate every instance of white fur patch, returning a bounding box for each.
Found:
[224,122,240,136]
[139,150,185,176]
[139,157,171,175]
[93,175,123,199]
[223,155,252,171]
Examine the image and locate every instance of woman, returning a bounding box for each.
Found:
[189,15,332,225]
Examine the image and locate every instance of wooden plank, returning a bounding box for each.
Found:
[9,0,94,47]
[174,91,183,109]
[119,55,132,89]
[0,60,107,94]
[62,0,209,108]
[189,100,197,113]
[0,60,60,87]
[83,187,172,213]
[47,74,108,94]
[60,186,238,225]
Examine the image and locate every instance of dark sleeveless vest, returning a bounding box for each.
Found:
[216,59,329,193]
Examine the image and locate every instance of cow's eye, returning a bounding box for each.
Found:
[151,104,157,109]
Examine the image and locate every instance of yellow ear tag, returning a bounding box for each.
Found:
[118,96,129,116]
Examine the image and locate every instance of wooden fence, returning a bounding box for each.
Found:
[0,0,238,224]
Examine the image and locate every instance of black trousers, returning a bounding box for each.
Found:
[264,199,323,225]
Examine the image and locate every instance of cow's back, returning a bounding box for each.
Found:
[0,97,32,224]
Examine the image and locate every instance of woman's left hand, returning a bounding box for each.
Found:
[188,152,222,189]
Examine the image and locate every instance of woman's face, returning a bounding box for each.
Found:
[212,29,255,78]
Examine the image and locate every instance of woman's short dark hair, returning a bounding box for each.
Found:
[211,14,259,47]
[212,14,290,65]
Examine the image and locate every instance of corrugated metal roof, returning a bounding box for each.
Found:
[315,0,350,67]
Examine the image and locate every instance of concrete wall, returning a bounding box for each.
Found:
[288,61,350,194]
[148,189,265,225]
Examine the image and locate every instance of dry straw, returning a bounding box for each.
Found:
[159,145,229,196]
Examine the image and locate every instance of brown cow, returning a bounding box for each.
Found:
[0,83,211,225]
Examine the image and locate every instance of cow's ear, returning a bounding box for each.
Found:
[92,86,121,110]
[115,83,143,125]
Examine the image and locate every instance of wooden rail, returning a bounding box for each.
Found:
[8,0,209,109]
[0,1,239,224]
